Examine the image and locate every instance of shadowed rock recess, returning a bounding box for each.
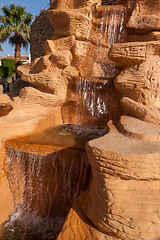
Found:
[0,0,160,239]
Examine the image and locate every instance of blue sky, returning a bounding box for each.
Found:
[0,0,49,57]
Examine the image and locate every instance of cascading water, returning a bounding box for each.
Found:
[95,5,126,77]
[1,146,90,239]
[0,3,127,240]
[75,77,119,126]
[75,5,126,127]
[76,78,108,118]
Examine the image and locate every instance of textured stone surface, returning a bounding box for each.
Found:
[0,94,14,116]
[72,40,88,62]
[127,0,160,30]
[115,58,160,108]
[83,178,160,240]
[18,87,65,115]
[109,41,160,65]
[117,116,160,141]
[127,31,160,42]
[50,0,101,10]
[2,1,160,239]
[121,97,160,125]
[83,123,160,240]
[57,199,118,240]
[17,63,68,97]
[30,10,54,61]
[43,40,55,55]
[109,41,160,119]
[44,36,76,55]
[50,50,73,68]
[48,10,92,40]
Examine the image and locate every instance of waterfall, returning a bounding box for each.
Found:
[0,4,127,240]
[74,6,126,127]
[1,147,90,239]
[95,5,126,78]
[75,77,114,126]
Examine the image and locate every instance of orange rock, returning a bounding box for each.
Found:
[0,94,14,116]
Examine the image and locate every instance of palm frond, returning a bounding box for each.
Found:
[0,25,9,41]
[0,43,3,52]
[8,36,15,46]
[0,3,33,63]
[1,6,11,18]
[24,13,33,25]
[20,35,28,49]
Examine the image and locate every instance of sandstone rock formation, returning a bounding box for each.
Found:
[127,0,160,30]
[0,94,13,116]
[1,0,160,239]
[56,1,160,239]
[17,0,129,126]
[109,40,160,124]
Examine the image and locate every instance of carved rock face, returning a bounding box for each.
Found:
[127,0,160,30]
[109,41,160,124]
[50,0,101,10]
[0,94,13,116]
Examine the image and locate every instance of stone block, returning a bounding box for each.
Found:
[120,97,160,125]
[44,40,55,55]
[127,0,160,30]
[0,94,13,116]
[72,40,88,61]
[17,64,67,97]
[117,116,160,141]
[52,35,75,51]
[84,125,160,239]
[109,41,160,64]
[44,36,75,55]
[48,10,92,40]
[114,59,160,108]
[50,50,73,68]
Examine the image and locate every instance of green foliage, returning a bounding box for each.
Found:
[8,67,13,77]
[0,4,33,44]
[0,4,33,63]
[1,59,15,70]
[0,66,8,78]
[0,65,13,78]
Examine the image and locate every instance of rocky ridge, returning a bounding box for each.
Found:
[0,0,160,239]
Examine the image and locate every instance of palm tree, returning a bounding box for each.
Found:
[0,4,33,66]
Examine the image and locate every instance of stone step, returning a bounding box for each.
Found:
[85,123,160,239]
[86,123,160,180]
[117,116,160,142]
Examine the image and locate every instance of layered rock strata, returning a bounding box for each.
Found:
[1,0,160,239]
[57,119,160,240]
[109,40,160,124]
[17,0,129,127]
[57,0,160,239]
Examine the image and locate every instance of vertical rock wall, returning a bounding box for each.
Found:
[30,11,54,61]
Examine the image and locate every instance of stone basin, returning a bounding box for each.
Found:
[5,123,108,152]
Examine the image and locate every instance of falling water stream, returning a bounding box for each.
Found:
[75,5,126,126]
[1,146,90,240]
[95,5,126,77]
[0,4,127,240]
[75,77,117,126]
